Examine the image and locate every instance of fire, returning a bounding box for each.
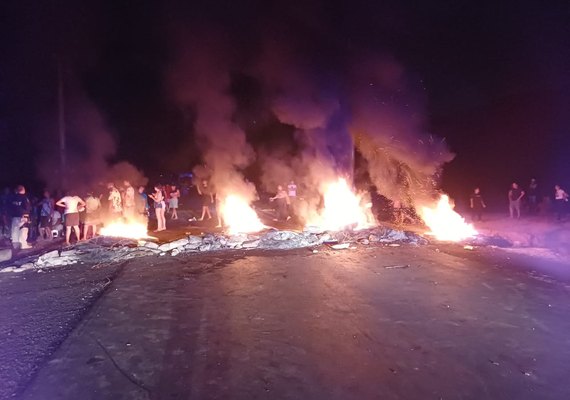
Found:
[99,221,150,240]
[220,195,265,235]
[310,178,373,231]
[420,194,477,241]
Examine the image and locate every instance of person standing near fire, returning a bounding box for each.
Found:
[8,185,31,249]
[135,186,149,219]
[149,185,166,231]
[287,180,297,218]
[123,181,136,221]
[169,185,181,220]
[270,185,290,221]
[56,191,86,246]
[508,182,525,219]
[83,192,101,240]
[469,187,486,221]
[197,180,214,221]
[554,184,568,221]
[38,190,55,240]
[107,183,122,220]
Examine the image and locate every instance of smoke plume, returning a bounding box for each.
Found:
[168,28,257,203]
[36,77,147,193]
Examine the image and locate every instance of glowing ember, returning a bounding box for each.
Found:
[311,178,373,231]
[220,195,265,235]
[100,222,150,240]
[420,194,477,242]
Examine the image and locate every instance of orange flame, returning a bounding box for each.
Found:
[309,178,373,231]
[220,195,265,235]
[420,194,477,241]
[99,221,149,240]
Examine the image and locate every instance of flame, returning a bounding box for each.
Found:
[220,195,265,235]
[99,221,150,240]
[420,194,477,241]
[309,178,373,231]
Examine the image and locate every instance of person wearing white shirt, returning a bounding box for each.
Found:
[56,193,86,245]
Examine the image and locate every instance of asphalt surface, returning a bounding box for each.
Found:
[2,242,570,400]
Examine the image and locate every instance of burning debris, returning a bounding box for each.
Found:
[1,226,427,272]
[419,194,477,242]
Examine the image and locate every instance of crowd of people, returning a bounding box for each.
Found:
[0,181,184,249]
[1,175,567,251]
[469,179,569,221]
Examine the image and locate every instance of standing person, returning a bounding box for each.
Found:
[554,185,569,221]
[270,185,290,222]
[527,178,539,215]
[0,187,10,238]
[51,209,63,238]
[149,185,166,232]
[162,184,171,213]
[8,185,31,249]
[56,192,85,246]
[123,181,136,221]
[197,180,214,221]
[38,191,55,240]
[135,186,149,218]
[508,183,525,219]
[169,185,181,220]
[107,183,122,220]
[287,180,297,217]
[83,192,101,240]
[469,187,486,221]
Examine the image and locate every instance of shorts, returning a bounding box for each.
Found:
[85,211,100,225]
[40,216,51,228]
[155,201,165,209]
[201,195,211,207]
[65,212,80,227]
[169,198,178,209]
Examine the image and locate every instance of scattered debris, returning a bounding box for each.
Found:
[331,243,350,250]
[1,226,429,272]
[384,265,410,269]
[463,245,475,250]
[0,248,12,262]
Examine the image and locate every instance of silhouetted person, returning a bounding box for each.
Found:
[470,187,486,221]
[554,185,568,221]
[270,185,290,221]
[527,178,538,215]
[197,180,213,221]
[38,190,55,240]
[508,183,524,219]
[8,185,31,249]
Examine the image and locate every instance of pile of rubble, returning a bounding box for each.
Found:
[1,227,426,271]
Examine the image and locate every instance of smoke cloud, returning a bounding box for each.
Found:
[166,23,455,223]
[168,28,257,203]
[36,76,147,193]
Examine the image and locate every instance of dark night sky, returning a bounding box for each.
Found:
[1,0,569,205]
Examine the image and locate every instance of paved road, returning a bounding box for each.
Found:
[2,244,568,400]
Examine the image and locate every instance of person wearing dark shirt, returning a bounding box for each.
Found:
[0,187,10,238]
[527,178,538,215]
[197,180,214,221]
[469,187,486,221]
[508,182,525,219]
[8,185,32,249]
